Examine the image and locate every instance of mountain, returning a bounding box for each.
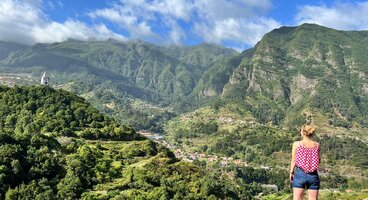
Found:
[0,40,237,130]
[3,24,368,130]
[213,23,368,129]
[0,41,28,60]
[172,49,254,112]
[164,24,368,196]
[0,85,271,199]
[167,23,368,156]
[0,40,237,103]
[2,24,368,198]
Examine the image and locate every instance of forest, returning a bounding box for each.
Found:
[0,85,286,199]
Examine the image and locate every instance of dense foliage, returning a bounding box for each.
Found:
[0,131,63,199]
[0,85,138,140]
[2,24,368,131]
[0,86,273,199]
[0,40,237,131]
[2,24,368,199]
[165,106,368,193]
[221,24,368,128]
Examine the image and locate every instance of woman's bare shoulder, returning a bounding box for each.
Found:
[315,142,320,146]
[292,141,300,147]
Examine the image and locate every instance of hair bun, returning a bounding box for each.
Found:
[302,124,317,137]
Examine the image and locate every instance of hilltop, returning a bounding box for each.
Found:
[0,85,266,199]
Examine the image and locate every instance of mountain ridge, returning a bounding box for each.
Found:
[2,23,368,130]
[218,23,368,128]
[1,24,368,199]
[0,40,238,103]
[0,40,238,130]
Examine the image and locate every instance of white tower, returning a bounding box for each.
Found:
[41,72,49,85]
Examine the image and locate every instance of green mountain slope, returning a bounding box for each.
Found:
[164,24,368,196]
[3,24,368,130]
[0,40,237,103]
[173,48,254,111]
[0,85,138,140]
[0,40,237,130]
[0,41,27,60]
[221,23,368,128]
[165,105,368,194]
[0,85,275,199]
[2,23,368,199]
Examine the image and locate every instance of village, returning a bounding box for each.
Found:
[0,72,354,194]
[0,73,37,87]
[138,130,269,168]
[138,130,284,192]
[0,73,22,87]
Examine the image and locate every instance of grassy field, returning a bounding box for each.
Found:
[264,190,368,200]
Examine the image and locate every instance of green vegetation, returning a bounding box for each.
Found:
[165,106,368,193]
[222,23,368,129]
[2,24,368,131]
[2,24,368,199]
[0,86,280,199]
[0,85,137,140]
[0,40,237,131]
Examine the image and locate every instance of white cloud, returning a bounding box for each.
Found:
[190,0,280,48]
[191,0,280,48]
[295,1,368,30]
[89,0,279,48]
[145,0,193,21]
[32,21,127,43]
[0,0,281,48]
[89,0,192,44]
[0,0,126,44]
[165,18,186,45]
[194,17,281,46]
[243,0,272,10]
[89,7,152,39]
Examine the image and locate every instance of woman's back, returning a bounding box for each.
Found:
[295,140,320,173]
[290,124,320,199]
[300,140,318,148]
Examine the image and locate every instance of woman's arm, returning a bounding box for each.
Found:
[318,143,321,166]
[289,141,298,182]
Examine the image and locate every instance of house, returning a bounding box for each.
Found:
[41,72,50,85]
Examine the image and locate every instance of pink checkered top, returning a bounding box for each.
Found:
[295,141,319,173]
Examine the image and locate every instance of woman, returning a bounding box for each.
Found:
[290,124,320,200]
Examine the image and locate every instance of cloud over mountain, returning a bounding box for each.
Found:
[2,0,368,50]
[89,0,279,47]
[296,1,368,30]
[0,0,126,45]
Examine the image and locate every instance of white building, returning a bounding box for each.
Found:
[41,72,49,85]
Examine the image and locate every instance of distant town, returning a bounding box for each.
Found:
[138,130,257,168]
[0,73,35,87]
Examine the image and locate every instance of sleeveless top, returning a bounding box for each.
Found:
[295,141,319,173]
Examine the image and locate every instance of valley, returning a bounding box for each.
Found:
[1,23,368,199]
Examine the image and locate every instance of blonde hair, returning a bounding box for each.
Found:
[301,124,317,137]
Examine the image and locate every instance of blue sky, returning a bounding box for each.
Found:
[1,0,368,51]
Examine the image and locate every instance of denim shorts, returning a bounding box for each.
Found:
[292,166,320,190]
